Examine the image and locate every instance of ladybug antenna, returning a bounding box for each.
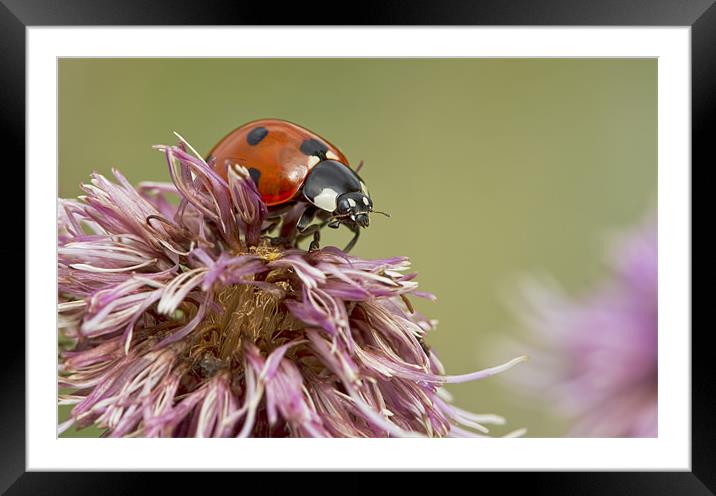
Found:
[372,210,391,218]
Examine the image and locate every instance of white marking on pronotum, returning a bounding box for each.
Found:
[307,155,321,168]
[360,181,369,196]
[313,188,339,212]
[347,198,357,208]
[362,197,370,206]
[326,151,340,160]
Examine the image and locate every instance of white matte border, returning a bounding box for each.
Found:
[27,27,690,471]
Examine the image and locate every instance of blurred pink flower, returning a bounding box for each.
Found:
[58,138,525,438]
[504,215,657,437]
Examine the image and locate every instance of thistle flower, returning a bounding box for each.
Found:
[503,215,657,437]
[58,137,525,438]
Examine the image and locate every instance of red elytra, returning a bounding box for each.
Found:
[207,118,350,206]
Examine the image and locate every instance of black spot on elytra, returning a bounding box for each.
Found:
[246,126,268,145]
[300,138,328,160]
[247,167,261,186]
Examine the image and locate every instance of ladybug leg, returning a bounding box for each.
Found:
[292,223,324,251]
[268,235,292,248]
[344,223,360,253]
[277,202,308,243]
[309,229,321,252]
[261,218,280,235]
[259,217,286,247]
[261,204,299,246]
[296,205,317,233]
[295,206,324,251]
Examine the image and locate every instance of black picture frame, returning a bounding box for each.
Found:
[3,0,706,493]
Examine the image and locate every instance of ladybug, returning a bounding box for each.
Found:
[208,119,385,252]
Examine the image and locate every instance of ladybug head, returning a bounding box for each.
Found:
[304,160,389,230]
[335,191,373,228]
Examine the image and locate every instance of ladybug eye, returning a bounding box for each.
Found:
[337,197,352,214]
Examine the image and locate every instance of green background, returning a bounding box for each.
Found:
[59,58,656,437]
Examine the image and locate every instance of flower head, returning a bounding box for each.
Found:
[58,137,525,437]
[504,215,657,437]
